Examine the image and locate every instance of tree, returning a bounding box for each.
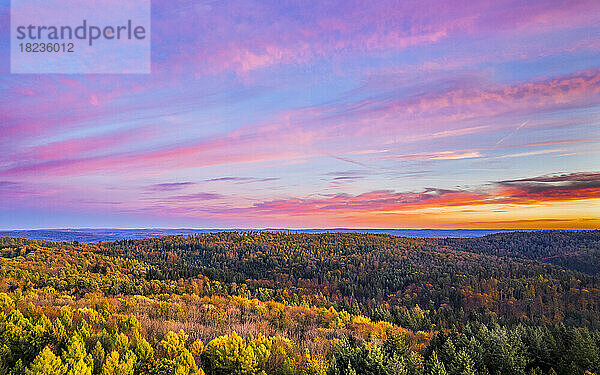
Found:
[157,330,200,375]
[26,347,65,375]
[427,351,447,375]
[385,328,409,356]
[297,351,327,375]
[405,351,424,375]
[62,334,93,375]
[454,351,475,375]
[202,332,271,375]
[101,351,136,375]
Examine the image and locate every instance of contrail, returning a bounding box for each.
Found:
[314,146,389,172]
[496,120,529,146]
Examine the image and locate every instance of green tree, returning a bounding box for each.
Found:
[405,352,424,375]
[202,332,270,375]
[26,347,65,375]
[62,334,93,375]
[101,351,136,375]
[427,351,447,375]
[157,330,200,375]
[454,351,475,375]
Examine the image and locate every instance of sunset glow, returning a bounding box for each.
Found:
[1,0,599,229]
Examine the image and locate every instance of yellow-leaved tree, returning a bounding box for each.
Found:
[202,332,272,375]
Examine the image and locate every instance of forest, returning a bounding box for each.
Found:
[0,230,599,375]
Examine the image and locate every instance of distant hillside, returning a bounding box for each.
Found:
[441,230,600,275]
[0,228,532,242]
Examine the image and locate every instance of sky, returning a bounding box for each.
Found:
[1,0,600,229]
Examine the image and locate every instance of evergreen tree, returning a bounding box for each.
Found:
[26,347,65,375]
[427,351,447,375]
[62,334,93,375]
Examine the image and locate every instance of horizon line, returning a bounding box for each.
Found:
[0,227,587,232]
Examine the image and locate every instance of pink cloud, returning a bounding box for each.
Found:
[390,150,483,161]
[2,68,599,179]
[15,125,157,163]
[208,171,600,218]
[151,0,600,75]
[102,171,600,229]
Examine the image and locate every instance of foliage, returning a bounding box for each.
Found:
[0,232,599,375]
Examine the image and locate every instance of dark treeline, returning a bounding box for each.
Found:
[439,230,600,275]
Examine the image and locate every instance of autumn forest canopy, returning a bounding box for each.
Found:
[0,230,599,375]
